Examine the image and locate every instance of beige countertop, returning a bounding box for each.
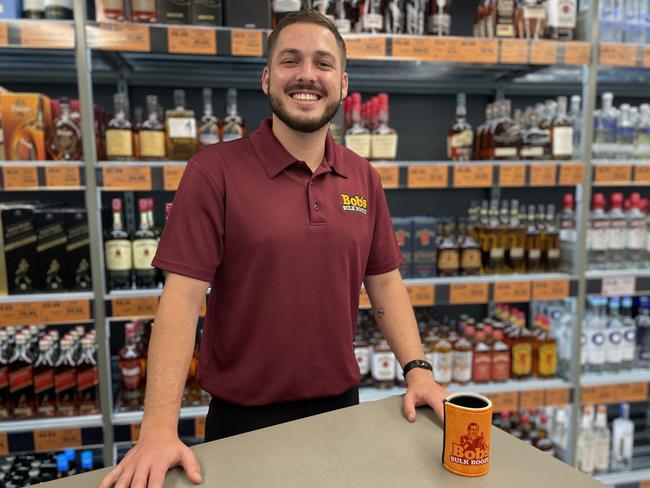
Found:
[42,396,604,487]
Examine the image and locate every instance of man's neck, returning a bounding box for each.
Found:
[271,114,328,173]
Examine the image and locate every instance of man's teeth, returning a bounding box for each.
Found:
[292,93,319,101]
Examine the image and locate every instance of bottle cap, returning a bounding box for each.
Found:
[80,451,93,470]
[563,193,574,207]
[56,455,69,472]
[611,193,623,206]
[111,198,122,212]
[138,198,147,212]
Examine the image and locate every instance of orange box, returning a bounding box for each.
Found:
[442,393,493,477]
[0,92,52,161]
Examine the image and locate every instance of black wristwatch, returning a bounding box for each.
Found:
[402,359,433,378]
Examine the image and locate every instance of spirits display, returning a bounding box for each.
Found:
[425,0,452,36]
[165,89,197,161]
[447,93,473,161]
[48,97,82,161]
[105,93,134,161]
[493,408,557,455]
[220,88,246,142]
[592,93,650,160]
[0,449,101,483]
[132,198,158,289]
[138,95,166,160]
[105,198,132,291]
[198,88,221,149]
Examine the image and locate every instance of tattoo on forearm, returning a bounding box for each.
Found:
[376,307,385,319]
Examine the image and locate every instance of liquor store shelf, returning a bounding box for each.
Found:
[0,291,93,304]
[0,414,102,433]
[585,270,650,297]
[111,406,208,426]
[593,160,650,187]
[0,160,85,190]
[594,467,650,486]
[580,370,650,387]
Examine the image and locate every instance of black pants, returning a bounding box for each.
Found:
[204,387,359,442]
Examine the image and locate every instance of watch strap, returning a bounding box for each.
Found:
[402,359,433,378]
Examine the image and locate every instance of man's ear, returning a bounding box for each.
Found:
[262,66,270,95]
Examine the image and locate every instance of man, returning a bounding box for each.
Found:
[100,9,447,488]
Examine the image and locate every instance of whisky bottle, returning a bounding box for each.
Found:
[96,0,126,21]
[447,93,473,161]
[192,0,222,25]
[44,0,73,19]
[358,0,385,33]
[508,316,533,379]
[452,334,473,385]
[159,0,190,24]
[345,93,371,159]
[272,0,303,27]
[436,220,460,277]
[165,89,196,161]
[370,93,397,161]
[133,107,143,159]
[329,0,354,33]
[507,199,526,272]
[139,96,166,160]
[106,94,134,161]
[432,336,453,385]
[494,0,516,37]
[130,0,157,22]
[0,335,11,420]
[525,204,542,272]
[220,89,246,142]
[490,329,510,382]
[23,0,45,18]
[9,333,35,418]
[198,88,221,149]
[119,322,145,410]
[483,0,495,37]
[515,0,546,39]
[384,0,406,34]
[472,331,491,383]
[532,316,557,378]
[520,110,550,160]
[477,199,490,269]
[426,0,452,36]
[485,200,505,273]
[105,198,133,290]
[54,339,77,416]
[546,0,576,40]
[544,205,560,272]
[493,100,521,160]
[459,220,482,275]
[77,338,99,415]
[49,98,82,161]
[551,96,573,160]
[404,0,425,35]
[34,338,56,417]
[133,198,158,289]
[371,338,395,389]
[475,105,490,159]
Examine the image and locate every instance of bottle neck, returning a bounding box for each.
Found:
[113,211,123,231]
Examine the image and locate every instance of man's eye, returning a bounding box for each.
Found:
[281,59,297,65]
[318,62,333,68]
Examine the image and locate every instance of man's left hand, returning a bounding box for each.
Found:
[402,369,449,422]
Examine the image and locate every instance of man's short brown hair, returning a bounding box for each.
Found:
[266,9,347,70]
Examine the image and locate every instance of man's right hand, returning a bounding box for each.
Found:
[98,427,203,488]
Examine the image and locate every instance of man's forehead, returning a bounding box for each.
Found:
[274,23,339,51]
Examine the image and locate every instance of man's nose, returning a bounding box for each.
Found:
[296,61,317,84]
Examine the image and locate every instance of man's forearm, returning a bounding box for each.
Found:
[364,269,425,367]
[140,273,208,435]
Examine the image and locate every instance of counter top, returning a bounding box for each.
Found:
[42,396,604,487]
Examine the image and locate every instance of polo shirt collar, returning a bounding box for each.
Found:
[250,118,348,179]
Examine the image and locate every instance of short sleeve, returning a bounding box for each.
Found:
[364,177,402,276]
[152,160,224,283]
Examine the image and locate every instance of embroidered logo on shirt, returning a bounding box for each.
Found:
[341,194,368,215]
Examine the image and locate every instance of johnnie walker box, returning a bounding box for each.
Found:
[0,204,39,295]
[35,208,68,293]
[65,209,92,291]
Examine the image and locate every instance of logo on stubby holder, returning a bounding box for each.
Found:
[449,422,490,467]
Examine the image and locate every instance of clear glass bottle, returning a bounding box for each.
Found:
[198,88,221,149]
[49,97,82,161]
[620,296,637,370]
[594,92,618,160]
[605,297,624,373]
[106,93,134,161]
[626,192,646,268]
[577,405,596,475]
[608,193,627,269]
[447,93,473,161]
[570,94,582,160]
[139,95,166,161]
[345,93,371,159]
[611,403,634,471]
[636,296,650,368]
[636,104,650,159]
[358,0,385,33]
[594,404,611,475]
[617,103,635,160]
[165,89,197,161]
[371,93,398,161]
[425,0,452,36]
[551,96,573,160]
[220,89,246,142]
[588,193,609,270]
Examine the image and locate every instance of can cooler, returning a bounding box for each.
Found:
[442,392,493,477]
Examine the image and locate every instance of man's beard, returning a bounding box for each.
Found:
[268,82,341,133]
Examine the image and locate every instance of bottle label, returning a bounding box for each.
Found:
[9,366,33,392]
[54,368,76,393]
[547,0,576,28]
[472,354,491,382]
[528,249,541,260]
[552,126,573,157]
[537,343,558,376]
[511,343,532,376]
[622,327,636,361]
[139,131,166,157]
[54,126,79,156]
[490,247,504,259]
[427,14,451,33]
[199,132,221,148]
[520,146,545,158]
[371,133,398,160]
[334,18,352,34]
[448,130,473,156]
[496,23,515,37]
[23,0,45,9]
[588,330,606,365]
[345,134,371,159]
[433,351,452,383]
[371,352,395,381]
[452,350,472,383]
[509,247,524,259]
[594,441,610,472]
[547,248,561,259]
[607,221,626,251]
[0,366,7,389]
[132,0,155,10]
[491,351,511,380]
[460,248,482,271]
[627,220,646,250]
[133,239,157,270]
[100,0,122,9]
[496,0,515,15]
[34,369,54,394]
[121,363,142,390]
[588,222,608,251]
[605,329,623,364]
[437,249,459,272]
[612,425,633,461]
[77,367,99,392]
[494,147,518,158]
[355,346,370,375]
[363,13,383,30]
[168,117,197,139]
[106,129,134,158]
[44,0,73,7]
[272,0,301,12]
[106,240,132,271]
[395,360,405,382]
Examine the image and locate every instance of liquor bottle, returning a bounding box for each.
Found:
[425,0,452,36]
[132,199,158,289]
[272,0,302,27]
[577,405,596,476]
[515,0,546,39]
[485,200,506,273]
[105,198,133,290]
[493,100,521,160]
[8,334,35,418]
[551,96,573,160]
[490,329,510,382]
[44,0,73,18]
[494,0,516,37]
[636,296,650,368]
[559,193,576,244]
[520,110,550,160]
[158,0,190,24]
[133,107,144,159]
[636,104,650,159]
[354,334,372,387]
[543,205,560,271]
[507,200,526,272]
[436,220,460,277]
[77,338,99,415]
[587,193,609,270]
[475,105,489,159]
[358,0,385,33]
[23,0,45,18]
[611,403,634,471]
[327,0,354,33]
[452,334,472,385]
[617,103,635,161]
[198,88,221,149]
[165,90,196,161]
[570,95,582,160]
[533,317,557,378]
[119,322,145,410]
[0,335,10,420]
[608,193,626,270]
[97,0,125,20]
[620,296,637,370]
[447,93,473,161]
[139,95,166,160]
[220,89,246,142]
[546,0,576,39]
[432,335,452,385]
[508,315,533,379]
[48,98,82,161]
[459,220,482,275]
[593,404,611,475]
[626,193,646,268]
[106,93,134,161]
[33,338,56,417]
[403,0,425,34]
[584,297,606,374]
[383,0,405,33]
[371,93,398,160]
[370,339,395,389]
[522,206,541,272]
[345,93,371,159]
[130,0,157,22]
[594,92,617,160]
[472,331,491,383]
[604,297,624,373]
[54,339,77,416]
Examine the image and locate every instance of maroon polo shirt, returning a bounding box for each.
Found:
[152,118,401,406]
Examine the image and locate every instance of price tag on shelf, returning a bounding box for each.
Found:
[601,276,636,297]
[344,36,386,59]
[168,27,217,55]
[616,382,649,403]
[530,40,558,65]
[563,41,590,65]
[392,37,436,61]
[40,299,91,323]
[112,296,159,318]
[500,39,528,64]
[558,162,585,186]
[130,423,141,442]
[640,482,650,488]
[484,391,518,412]
[599,43,637,67]
[359,287,371,309]
[498,164,526,187]
[87,23,151,52]
[582,385,618,404]
[374,165,399,189]
[453,164,493,188]
[454,38,498,64]
[0,432,7,455]
[230,29,263,57]
[34,428,82,452]
[644,46,650,68]
[195,417,206,440]
[635,164,650,184]
[544,388,571,407]
[406,284,435,306]
[2,166,38,189]
[594,164,632,184]
[20,21,74,49]
[493,281,531,303]
[163,165,186,191]
[450,283,489,305]
[102,166,152,190]
[529,163,557,186]
[519,390,545,410]
[532,279,569,301]
[45,165,81,188]
[407,164,447,188]
[0,22,8,47]
[0,302,44,326]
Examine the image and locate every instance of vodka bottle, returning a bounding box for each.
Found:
[608,193,627,269]
[611,403,634,471]
[636,296,650,368]
[605,297,625,373]
[626,193,647,268]
[585,297,607,373]
[600,0,625,42]
[577,405,597,476]
[588,193,610,270]
[570,94,582,160]
[636,104,650,159]
[620,296,637,370]
[594,404,612,474]
[617,104,636,160]
[624,0,645,43]
[594,92,618,160]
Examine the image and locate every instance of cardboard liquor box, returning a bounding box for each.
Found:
[35,207,68,292]
[0,204,39,295]
[412,216,437,278]
[192,0,223,25]
[0,92,52,161]
[392,217,413,279]
[65,209,92,291]
[159,0,191,24]
[223,0,270,28]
